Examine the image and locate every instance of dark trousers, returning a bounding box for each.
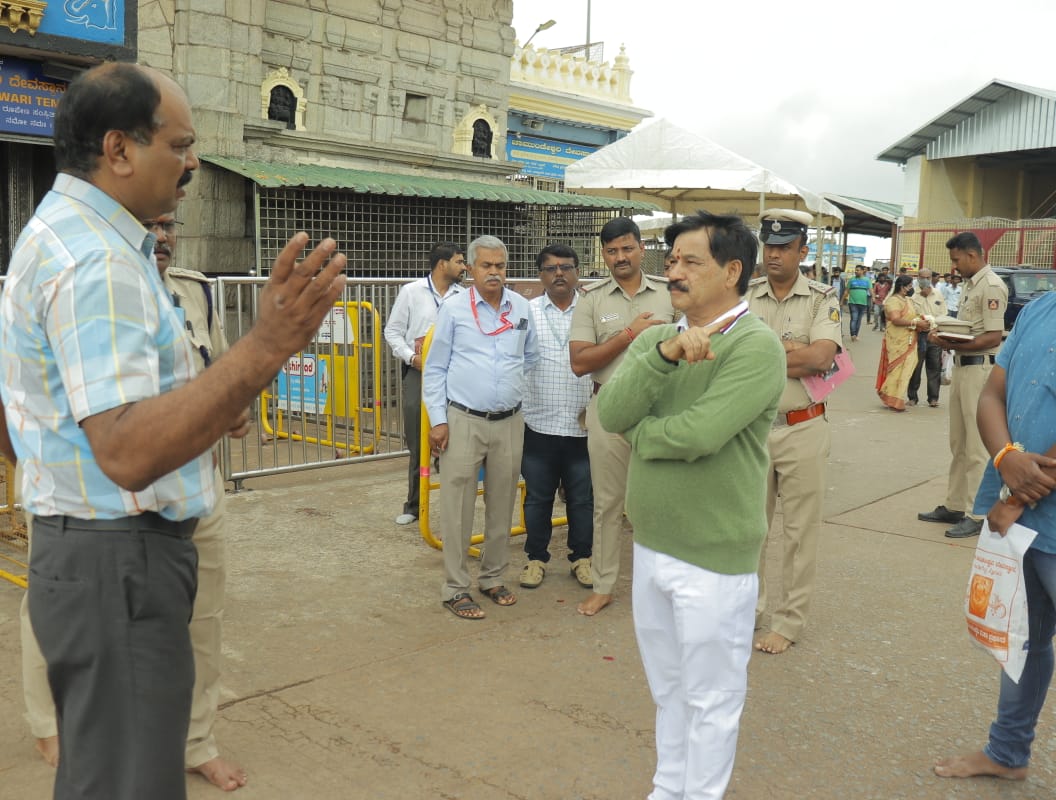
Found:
[520,425,593,563]
[29,514,198,800]
[848,303,868,337]
[401,367,422,517]
[908,333,943,404]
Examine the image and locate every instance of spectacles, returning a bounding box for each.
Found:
[143,220,184,234]
[539,264,577,274]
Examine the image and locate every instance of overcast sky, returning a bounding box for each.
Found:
[512,0,1055,259]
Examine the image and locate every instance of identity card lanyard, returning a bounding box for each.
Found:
[469,287,513,336]
[544,301,572,345]
[425,275,441,309]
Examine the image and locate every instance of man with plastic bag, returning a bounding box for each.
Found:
[934,289,1056,782]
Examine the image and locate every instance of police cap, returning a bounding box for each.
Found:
[759,208,813,245]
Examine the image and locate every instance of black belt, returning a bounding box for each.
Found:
[449,401,521,421]
[956,355,996,367]
[33,511,198,539]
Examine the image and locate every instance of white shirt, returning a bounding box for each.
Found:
[941,283,962,312]
[383,275,462,365]
[523,292,592,437]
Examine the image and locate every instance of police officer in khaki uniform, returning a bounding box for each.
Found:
[18,214,248,791]
[746,209,841,655]
[569,217,675,616]
[919,232,1007,539]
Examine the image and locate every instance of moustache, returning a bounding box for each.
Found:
[177,170,194,188]
[667,280,689,293]
[154,245,172,257]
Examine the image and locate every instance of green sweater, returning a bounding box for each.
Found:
[596,316,786,575]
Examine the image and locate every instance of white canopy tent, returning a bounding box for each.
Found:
[564,118,844,230]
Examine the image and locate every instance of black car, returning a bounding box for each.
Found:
[992,267,1056,331]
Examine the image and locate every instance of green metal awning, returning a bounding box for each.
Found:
[201,155,659,212]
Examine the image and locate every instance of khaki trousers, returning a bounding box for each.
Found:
[757,415,830,643]
[439,406,524,601]
[946,362,992,520]
[20,469,228,769]
[585,393,631,595]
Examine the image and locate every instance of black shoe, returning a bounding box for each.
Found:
[918,505,965,524]
[907,399,918,406]
[945,518,983,538]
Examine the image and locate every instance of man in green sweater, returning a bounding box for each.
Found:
[597,210,785,799]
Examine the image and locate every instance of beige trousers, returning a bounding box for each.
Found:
[439,407,524,601]
[946,362,992,520]
[20,469,228,768]
[757,415,830,643]
[585,393,631,595]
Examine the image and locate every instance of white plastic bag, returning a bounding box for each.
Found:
[940,351,953,385]
[965,521,1038,683]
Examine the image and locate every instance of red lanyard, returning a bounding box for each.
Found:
[469,287,513,335]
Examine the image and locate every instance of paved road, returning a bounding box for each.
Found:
[0,322,1051,799]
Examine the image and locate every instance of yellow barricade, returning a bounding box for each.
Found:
[0,457,28,588]
[415,328,567,558]
[260,301,382,453]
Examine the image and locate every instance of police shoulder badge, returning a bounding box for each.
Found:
[829,306,841,323]
[988,298,1000,310]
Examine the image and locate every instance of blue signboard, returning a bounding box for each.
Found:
[507,134,598,180]
[277,355,329,414]
[0,57,67,138]
[38,1,126,46]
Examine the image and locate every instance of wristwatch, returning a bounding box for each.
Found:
[999,484,1024,508]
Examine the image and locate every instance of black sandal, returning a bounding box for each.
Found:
[443,592,485,619]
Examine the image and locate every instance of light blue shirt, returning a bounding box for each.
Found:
[423,286,539,425]
[0,174,216,521]
[973,291,1056,552]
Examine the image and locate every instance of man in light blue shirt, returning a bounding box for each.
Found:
[424,235,539,619]
[0,63,346,800]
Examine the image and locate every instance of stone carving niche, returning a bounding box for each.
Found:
[453,105,498,159]
[260,67,306,131]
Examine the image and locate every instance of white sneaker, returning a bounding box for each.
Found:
[394,513,417,525]
[519,560,546,588]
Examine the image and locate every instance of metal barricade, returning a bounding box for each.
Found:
[0,457,28,588]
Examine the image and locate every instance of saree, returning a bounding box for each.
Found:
[876,294,919,411]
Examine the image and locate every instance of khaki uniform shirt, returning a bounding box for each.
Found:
[569,272,675,385]
[958,265,1007,354]
[163,267,229,373]
[746,274,842,414]
[911,290,948,323]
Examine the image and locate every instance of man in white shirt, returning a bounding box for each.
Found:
[519,245,594,589]
[383,243,465,525]
[942,273,963,317]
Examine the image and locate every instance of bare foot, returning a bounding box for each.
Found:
[189,756,248,792]
[577,592,612,616]
[754,631,793,654]
[35,736,59,768]
[934,751,1027,780]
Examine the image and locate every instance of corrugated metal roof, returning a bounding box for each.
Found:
[876,80,1056,164]
[822,194,901,238]
[201,155,658,211]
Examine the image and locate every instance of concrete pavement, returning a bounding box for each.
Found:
[0,319,1052,799]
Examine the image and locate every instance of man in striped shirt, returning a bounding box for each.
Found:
[519,245,594,589]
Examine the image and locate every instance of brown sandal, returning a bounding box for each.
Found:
[443,593,485,619]
[479,585,517,606]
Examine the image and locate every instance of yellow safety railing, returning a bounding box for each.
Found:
[0,457,28,588]
[415,328,567,557]
[259,301,382,453]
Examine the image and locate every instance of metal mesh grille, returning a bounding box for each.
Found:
[896,218,1056,271]
[256,188,620,279]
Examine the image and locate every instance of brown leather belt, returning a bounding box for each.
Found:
[449,400,521,421]
[592,381,602,395]
[775,403,826,428]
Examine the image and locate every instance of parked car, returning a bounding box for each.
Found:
[992,267,1056,331]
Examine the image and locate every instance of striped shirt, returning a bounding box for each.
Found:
[523,292,591,437]
[0,174,216,521]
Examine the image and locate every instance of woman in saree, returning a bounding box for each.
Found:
[877,275,927,411]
